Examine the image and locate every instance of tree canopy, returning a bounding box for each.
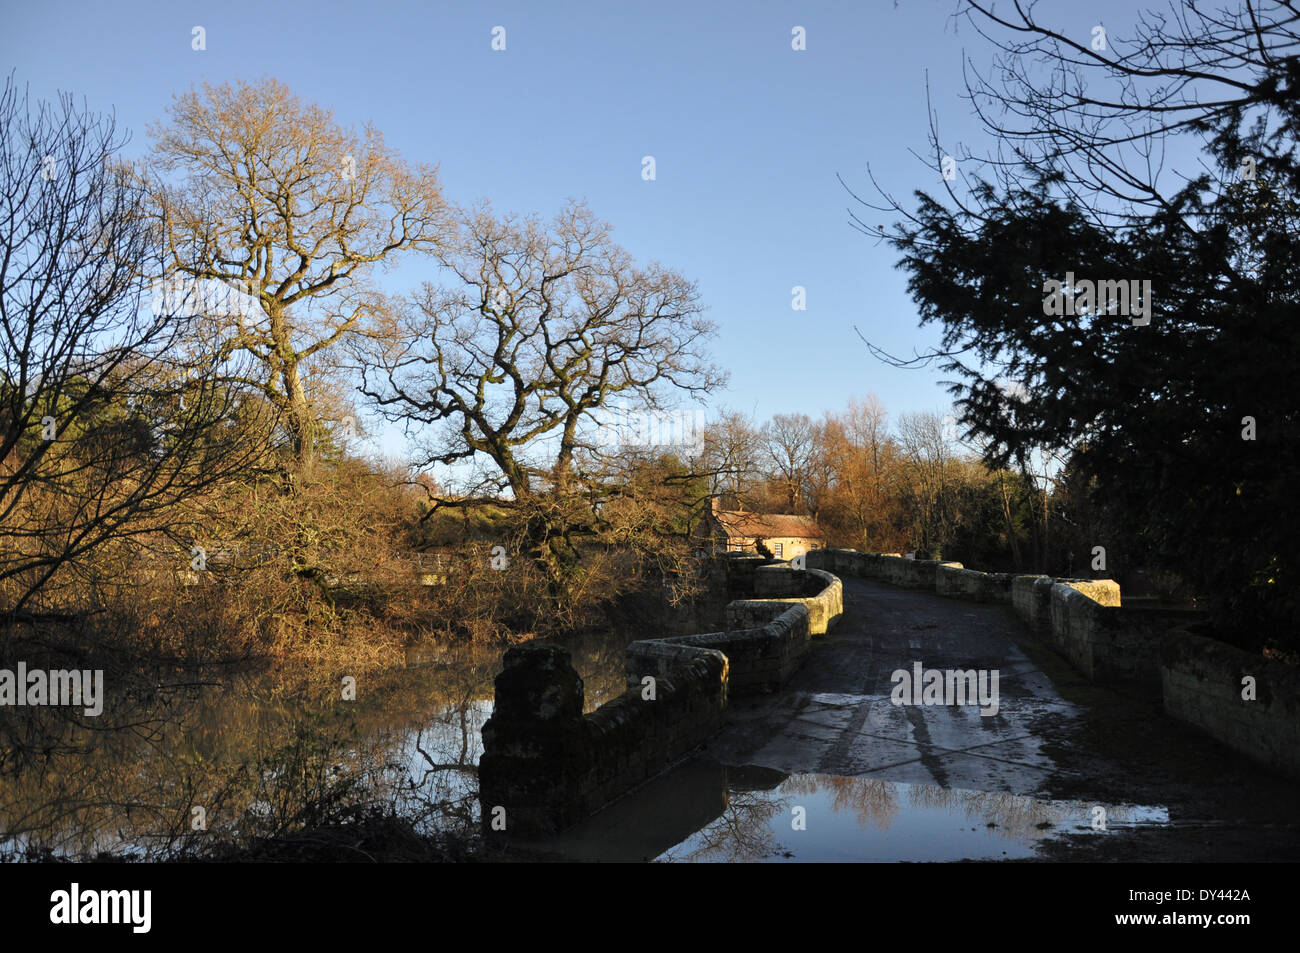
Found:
[853,0,1300,652]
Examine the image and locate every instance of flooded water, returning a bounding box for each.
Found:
[0,626,642,860]
[0,569,713,862]
[539,759,1170,862]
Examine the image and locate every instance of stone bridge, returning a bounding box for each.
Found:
[478,550,1300,861]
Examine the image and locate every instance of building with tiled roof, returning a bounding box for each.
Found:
[697,498,825,560]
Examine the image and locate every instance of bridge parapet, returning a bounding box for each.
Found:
[479,561,843,837]
[937,564,1012,602]
[808,548,1207,690]
[730,566,842,637]
[805,549,951,589]
[811,549,1297,783]
[1161,631,1300,782]
[477,642,728,836]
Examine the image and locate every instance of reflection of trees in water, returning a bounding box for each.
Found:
[666,787,789,863]
[662,771,1152,862]
[782,774,901,831]
[407,701,490,831]
[0,644,503,860]
[779,775,1140,842]
[902,782,1139,840]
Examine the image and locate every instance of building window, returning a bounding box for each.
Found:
[773,542,783,558]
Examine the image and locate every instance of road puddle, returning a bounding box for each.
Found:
[540,759,1169,862]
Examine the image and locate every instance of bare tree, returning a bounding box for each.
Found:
[804,413,845,521]
[361,199,722,498]
[0,78,271,617]
[761,413,815,511]
[358,199,723,583]
[896,411,958,559]
[952,0,1300,225]
[698,409,763,500]
[146,77,449,479]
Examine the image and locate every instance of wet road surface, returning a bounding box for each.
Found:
[540,576,1300,861]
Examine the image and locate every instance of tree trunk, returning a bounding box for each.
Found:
[267,302,314,480]
[283,360,314,479]
[999,471,1024,569]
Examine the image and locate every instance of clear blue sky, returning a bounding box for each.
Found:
[3,0,1152,453]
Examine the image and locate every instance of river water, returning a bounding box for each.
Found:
[0,627,645,860]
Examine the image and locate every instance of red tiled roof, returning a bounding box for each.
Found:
[713,509,824,540]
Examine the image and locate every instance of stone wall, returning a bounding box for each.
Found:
[810,548,1300,783]
[885,556,958,589]
[936,564,1013,603]
[805,549,950,589]
[752,564,824,597]
[479,562,844,837]
[1011,575,1120,635]
[730,566,843,637]
[1011,575,1055,636]
[808,548,1184,689]
[1161,630,1300,781]
[722,552,768,598]
[478,642,727,836]
[1049,583,1116,680]
[1046,581,1196,686]
[649,603,814,695]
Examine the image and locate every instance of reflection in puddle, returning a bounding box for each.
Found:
[658,769,1169,862]
[540,759,1168,862]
